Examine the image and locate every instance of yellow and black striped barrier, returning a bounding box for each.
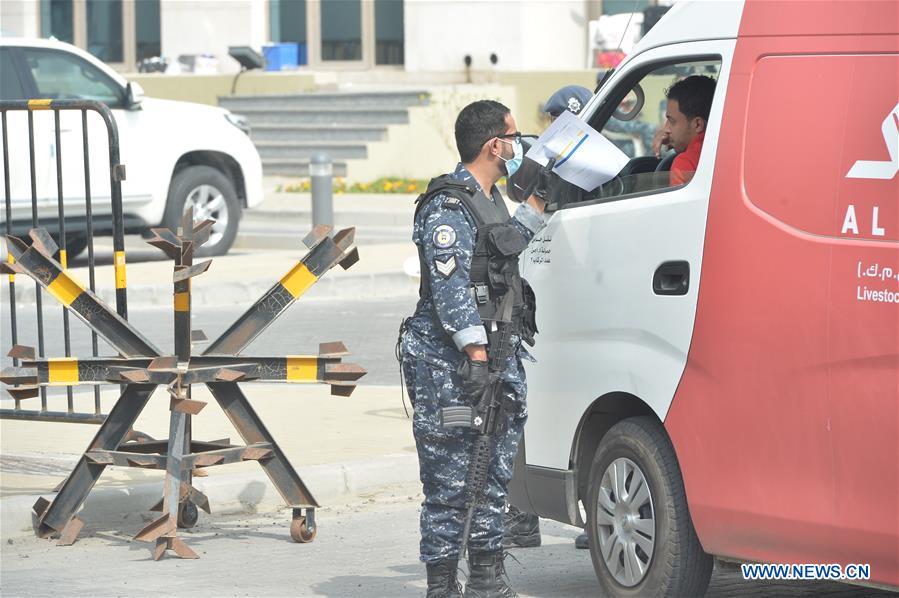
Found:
[204,225,358,355]
[5,230,158,358]
[2,350,364,393]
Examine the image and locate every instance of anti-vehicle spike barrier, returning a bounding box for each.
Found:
[1,100,365,559]
[2,217,364,558]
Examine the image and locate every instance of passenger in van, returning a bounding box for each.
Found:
[658,75,717,185]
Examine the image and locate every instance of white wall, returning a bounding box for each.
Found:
[404,0,587,73]
[160,0,267,73]
[344,84,518,182]
[1,0,38,37]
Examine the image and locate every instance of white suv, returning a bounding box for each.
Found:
[0,37,263,256]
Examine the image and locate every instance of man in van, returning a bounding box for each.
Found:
[657,75,717,185]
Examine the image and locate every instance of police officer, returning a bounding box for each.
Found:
[542,84,592,123]
[400,100,546,598]
[547,83,658,157]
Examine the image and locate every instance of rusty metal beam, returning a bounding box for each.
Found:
[0,409,106,424]
[203,228,356,356]
[206,382,318,508]
[36,384,156,538]
[6,232,160,358]
[183,442,273,467]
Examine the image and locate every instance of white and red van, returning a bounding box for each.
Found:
[510,1,898,595]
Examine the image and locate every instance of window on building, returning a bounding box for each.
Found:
[321,0,362,61]
[135,0,161,60]
[40,0,74,44]
[602,0,650,15]
[271,0,307,44]
[23,48,124,108]
[374,0,403,66]
[87,0,124,63]
[271,0,307,64]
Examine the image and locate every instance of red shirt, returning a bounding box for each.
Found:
[670,132,705,186]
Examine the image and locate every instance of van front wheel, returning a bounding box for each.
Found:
[586,416,712,598]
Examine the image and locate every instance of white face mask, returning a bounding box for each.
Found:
[498,137,523,177]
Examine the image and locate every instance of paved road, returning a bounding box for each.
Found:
[0,487,890,597]
[1,297,416,387]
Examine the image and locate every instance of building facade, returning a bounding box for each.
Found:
[2,0,661,75]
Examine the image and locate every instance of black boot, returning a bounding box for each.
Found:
[575,532,589,549]
[464,551,517,598]
[502,507,541,548]
[426,559,462,598]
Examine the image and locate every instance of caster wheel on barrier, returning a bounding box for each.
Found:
[290,516,317,543]
[178,500,199,529]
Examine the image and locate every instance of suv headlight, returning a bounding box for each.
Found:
[225,113,251,136]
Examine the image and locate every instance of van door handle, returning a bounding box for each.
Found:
[653,261,689,296]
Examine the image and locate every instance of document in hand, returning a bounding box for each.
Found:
[525,111,630,191]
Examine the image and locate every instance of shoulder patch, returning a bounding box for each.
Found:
[432,224,457,249]
[434,255,457,278]
[443,196,462,209]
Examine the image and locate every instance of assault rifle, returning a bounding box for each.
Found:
[440,293,515,559]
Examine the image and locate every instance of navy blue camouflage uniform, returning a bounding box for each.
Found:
[401,162,545,563]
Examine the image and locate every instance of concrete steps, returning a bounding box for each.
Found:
[250,124,388,143]
[255,141,368,160]
[236,107,411,125]
[260,159,349,177]
[220,91,429,110]
[219,90,428,178]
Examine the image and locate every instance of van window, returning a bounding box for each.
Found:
[566,59,720,207]
[22,48,124,109]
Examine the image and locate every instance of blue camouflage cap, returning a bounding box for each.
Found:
[544,85,592,117]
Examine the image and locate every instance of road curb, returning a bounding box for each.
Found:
[11,271,417,307]
[0,453,419,540]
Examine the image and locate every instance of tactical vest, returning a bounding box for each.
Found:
[413,175,538,347]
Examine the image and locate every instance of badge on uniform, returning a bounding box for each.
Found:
[433,225,457,249]
[434,255,457,278]
[443,197,462,209]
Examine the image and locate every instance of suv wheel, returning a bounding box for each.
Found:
[164,165,240,256]
[586,416,713,597]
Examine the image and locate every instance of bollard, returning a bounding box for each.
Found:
[310,153,334,227]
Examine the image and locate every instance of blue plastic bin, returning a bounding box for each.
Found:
[296,43,307,66]
[263,43,299,71]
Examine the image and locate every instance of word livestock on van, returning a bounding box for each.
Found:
[855,260,899,304]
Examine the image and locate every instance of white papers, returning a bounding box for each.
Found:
[525,110,630,191]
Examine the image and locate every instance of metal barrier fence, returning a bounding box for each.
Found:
[1,99,128,424]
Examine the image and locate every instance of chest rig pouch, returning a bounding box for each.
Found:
[414,174,538,347]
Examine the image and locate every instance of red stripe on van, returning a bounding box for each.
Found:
[664,0,898,587]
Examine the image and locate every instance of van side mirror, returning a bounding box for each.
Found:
[125,82,145,110]
[613,83,645,121]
